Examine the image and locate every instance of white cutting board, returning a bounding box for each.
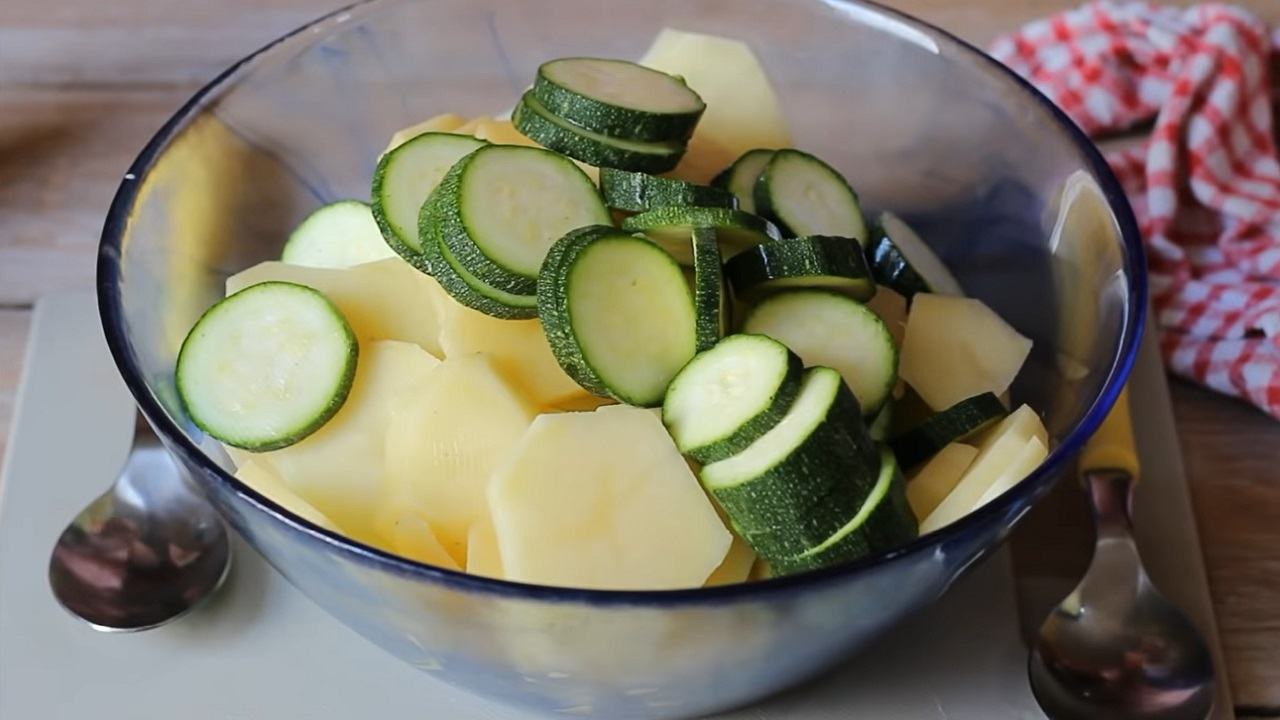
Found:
[0,291,1219,719]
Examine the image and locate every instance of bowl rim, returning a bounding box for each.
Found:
[97,0,1147,605]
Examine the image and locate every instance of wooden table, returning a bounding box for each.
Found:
[2,0,1277,714]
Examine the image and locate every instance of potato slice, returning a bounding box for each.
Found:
[437,296,594,408]
[640,29,791,183]
[227,258,449,358]
[465,521,503,579]
[247,340,440,540]
[899,293,1033,411]
[705,533,757,587]
[371,512,459,570]
[235,459,340,532]
[905,442,978,520]
[385,353,537,565]
[489,405,731,590]
[919,405,1047,533]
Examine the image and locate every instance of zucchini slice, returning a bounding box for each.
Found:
[432,144,609,295]
[663,334,802,464]
[621,206,781,263]
[532,57,705,142]
[701,367,880,558]
[889,392,1007,469]
[281,200,396,269]
[770,447,918,575]
[872,211,963,297]
[538,226,697,406]
[176,282,358,451]
[710,148,774,214]
[513,92,686,173]
[599,167,735,212]
[754,149,868,243]
[724,235,875,302]
[868,403,893,442]
[419,194,538,319]
[371,132,487,257]
[691,227,727,351]
[743,289,897,417]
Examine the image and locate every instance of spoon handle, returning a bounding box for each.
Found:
[1079,385,1139,482]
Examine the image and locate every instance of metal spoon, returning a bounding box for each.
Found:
[1029,387,1216,719]
[48,411,231,631]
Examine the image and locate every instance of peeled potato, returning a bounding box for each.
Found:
[227,258,449,358]
[385,353,536,565]
[705,533,757,586]
[465,521,503,579]
[372,511,460,570]
[906,442,979,520]
[248,340,440,540]
[489,405,731,590]
[235,459,340,532]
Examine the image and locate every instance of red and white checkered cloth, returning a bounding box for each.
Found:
[990,2,1280,419]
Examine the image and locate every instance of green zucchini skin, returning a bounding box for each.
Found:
[663,334,803,465]
[513,92,686,173]
[532,58,704,142]
[770,447,918,575]
[710,149,775,214]
[868,402,893,442]
[176,281,359,452]
[724,235,876,302]
[754,149,868,242]
[418,193,538,320]
[889,392,1007,468]
[866,223,931,299]
[691,228,726,352]
[621,206,782,263]
[599,167,736,213]
[431,144,606,296]
[702,367,881,558]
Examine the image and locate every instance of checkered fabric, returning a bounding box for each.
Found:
[990,2,1280,419]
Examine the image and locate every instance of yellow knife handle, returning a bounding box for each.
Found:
[1080,385,1139,481]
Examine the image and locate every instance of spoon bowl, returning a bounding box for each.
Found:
[48,412,231,632]
[1028,467,1216,720]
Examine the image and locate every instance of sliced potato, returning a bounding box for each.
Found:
[976,436,1049,507]
[899,293,1033,411]
[705,533,757,586]
[235,459,340,532]
[248,340,440,540]
[919,404,1047,533]
[227,258,449,358]
[489,405,731,589]
[465,521,503,579]
[454,115,492,135]
[372,511,460,570]
[437,296,594,408]
[865,286,908,348]
[385,353,537,565]
[905,442,978,520]
[640,29,791,183]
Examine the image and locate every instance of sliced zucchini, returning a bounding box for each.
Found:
[700,367,880,558]
[419,194,537,320]
[724,235,875,302]
[532,58,705,142]
[599,167,735,213]
[754,149,867,242]
[371,132,487,257]
[743,290,897,417]
[874,212,963,297]
[889,392,1008,469]
[663,334,802,464]
[710,149,774,214]
[538,226,697,406]
[281,200,395,269]
[868,403,893,442]
[513,92,686,173]
[432,144,608,295]
[691,227,727,351]
[176,282,358,451]
[771,447,918,575]
[621,206,781,263]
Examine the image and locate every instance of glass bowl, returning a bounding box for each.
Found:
[97,0,1145,717]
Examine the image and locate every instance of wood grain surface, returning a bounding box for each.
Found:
[1,0,1277,713]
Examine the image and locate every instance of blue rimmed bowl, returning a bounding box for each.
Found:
[97,0,1145,717]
